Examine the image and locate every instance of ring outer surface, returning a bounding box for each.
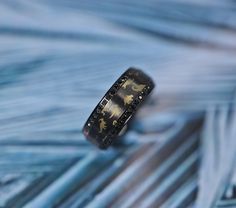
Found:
[83,67,155,149]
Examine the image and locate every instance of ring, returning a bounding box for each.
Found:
[83,67,155,149]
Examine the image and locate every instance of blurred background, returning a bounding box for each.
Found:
[1,0,236,207]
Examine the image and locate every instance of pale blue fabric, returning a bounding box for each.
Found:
[0,0,236,207]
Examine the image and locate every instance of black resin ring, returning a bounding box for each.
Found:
[83,67,155,149]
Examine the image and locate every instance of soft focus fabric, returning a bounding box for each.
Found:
[0,0,236,207]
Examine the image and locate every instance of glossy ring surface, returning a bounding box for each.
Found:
[83,67,155,149]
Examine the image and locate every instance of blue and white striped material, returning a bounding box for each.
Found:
[0,0,236,207]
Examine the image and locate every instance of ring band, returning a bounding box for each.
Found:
[83,67,155,149]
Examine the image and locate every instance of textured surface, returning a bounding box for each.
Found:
[0,0,236,207]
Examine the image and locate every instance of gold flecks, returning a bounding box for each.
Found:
[113,120,118,126]
[124,94,134,105]
[132,84,145,92]
[99,118,107,133]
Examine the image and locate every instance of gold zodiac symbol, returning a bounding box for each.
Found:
[131,84,145,92]
[122,79,133,89]
[102,102,122,119]
[99,118,107,133]
[109,105,122,118]
[124,95,134,105]
[122,79,145,92]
